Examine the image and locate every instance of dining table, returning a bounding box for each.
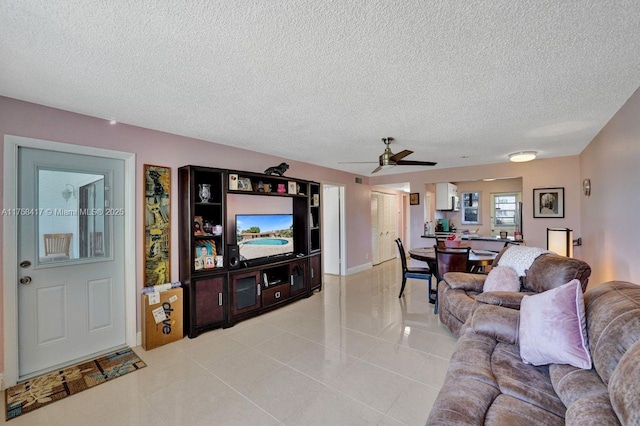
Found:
[408,247,498,274]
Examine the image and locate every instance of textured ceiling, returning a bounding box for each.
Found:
[1,1,639,176]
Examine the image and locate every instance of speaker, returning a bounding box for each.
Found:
[228,245,240,269]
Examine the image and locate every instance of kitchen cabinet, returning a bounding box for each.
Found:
[436,182,458,210]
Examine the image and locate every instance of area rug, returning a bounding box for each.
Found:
[5,347,146,421]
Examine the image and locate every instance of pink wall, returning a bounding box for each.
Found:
[579,88,640,287]
[0,96,373,374]
[371,157,583,256]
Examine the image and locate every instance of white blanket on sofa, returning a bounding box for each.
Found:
[497,246,550,277]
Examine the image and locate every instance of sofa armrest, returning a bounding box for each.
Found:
[470,304,520,345]
[443,272,486,292]
[475,291,534,310]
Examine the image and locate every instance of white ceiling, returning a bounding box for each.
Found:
[1,1,639,176]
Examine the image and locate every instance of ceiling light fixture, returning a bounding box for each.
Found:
[109,119,117,125]
[508,151,537,162]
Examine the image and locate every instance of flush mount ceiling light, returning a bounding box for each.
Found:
[508,151,537,162]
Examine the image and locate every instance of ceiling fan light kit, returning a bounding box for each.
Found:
[508,151,537,162]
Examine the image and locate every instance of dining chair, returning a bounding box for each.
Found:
[43,233,72,258]
[433,246,471,314]
[395,238,433,300]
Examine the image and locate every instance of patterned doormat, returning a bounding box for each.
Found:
[5,347,146,421]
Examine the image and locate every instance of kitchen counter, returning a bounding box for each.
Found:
[419,234,523,252]
[421,234,516,242]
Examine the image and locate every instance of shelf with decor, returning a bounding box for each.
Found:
[228,170,309,198]
[179,166,228,337]
[179,164,322,337]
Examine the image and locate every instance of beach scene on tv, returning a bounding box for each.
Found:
[236,214,294,260]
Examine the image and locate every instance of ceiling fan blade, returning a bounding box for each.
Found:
[371,165,383,174]
[338,161,379,164]
[390,150,413,162]
[396,160,438,166]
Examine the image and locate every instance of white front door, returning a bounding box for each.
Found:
[17,147,126,378]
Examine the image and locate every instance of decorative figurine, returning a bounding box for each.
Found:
[264,162,290,176]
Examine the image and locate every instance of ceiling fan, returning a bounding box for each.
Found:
[341,137,437,174]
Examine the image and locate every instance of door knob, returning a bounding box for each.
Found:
[20,276,32,285]
[20,260,31,268]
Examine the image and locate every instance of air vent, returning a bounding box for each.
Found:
[355,177,363,184]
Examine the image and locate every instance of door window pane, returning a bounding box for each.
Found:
[38,169,108,263]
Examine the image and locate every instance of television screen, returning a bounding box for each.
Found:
[236,214,294,261]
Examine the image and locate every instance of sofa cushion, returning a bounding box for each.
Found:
[483,266,520,293]
[475,291,530,309]
[485,394,564,426]
[471,304,519,345]
[492,342,566,418]
[443,272,485,292]
[584,281,640,385]
[523,253,591,293]
[519,279,591,369]
[549,363,609,409]
[565,393,621,426]
[609,340,640,425]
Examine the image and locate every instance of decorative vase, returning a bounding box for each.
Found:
[198,184,211,203]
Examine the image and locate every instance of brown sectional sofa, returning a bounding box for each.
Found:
[437,249,592,337]
[427,281,640,425]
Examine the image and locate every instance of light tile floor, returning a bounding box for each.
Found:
[2,259,457,425]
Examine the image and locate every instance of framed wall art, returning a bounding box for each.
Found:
[533,187,564,218]
[144,164,171,286]
[409,193,420,205]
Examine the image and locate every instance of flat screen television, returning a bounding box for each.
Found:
[236,214,294,261]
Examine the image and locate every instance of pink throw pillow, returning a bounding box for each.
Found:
[519,279,592,369]
[483,266,520,292]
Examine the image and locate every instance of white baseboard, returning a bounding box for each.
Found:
[136,331,142,347]
[346,262,373,275]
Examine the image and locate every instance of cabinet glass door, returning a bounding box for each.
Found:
[290,261,306,296]
[231,271,260,315]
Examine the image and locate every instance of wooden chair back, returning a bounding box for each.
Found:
[43,233,72,257]
[434,246,470,280]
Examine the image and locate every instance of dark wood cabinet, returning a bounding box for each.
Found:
[289,259,307,297]
[179,164,322,336]
[309,254,322,291]
[179,166,227,337]
[230,270,261,315]
[194,275,225,325]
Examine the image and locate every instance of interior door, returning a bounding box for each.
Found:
[17,147,125,378]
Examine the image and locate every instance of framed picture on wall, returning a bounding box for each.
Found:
[409,193,419,205]
[144,164,170,286]
[533,187,564,218]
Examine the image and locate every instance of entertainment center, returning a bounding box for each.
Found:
[178,165,322,338]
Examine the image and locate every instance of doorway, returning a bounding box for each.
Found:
[322,184,345,275]
[3,135,136,386]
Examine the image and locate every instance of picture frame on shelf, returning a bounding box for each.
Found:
[288,181,297,194]
[193,216,205,235]
[533,187,565,218]
[204,255,215,269]
[312,194,319,207]
[228,174,238,190]
[409,193,419,205]
[237,177,252,191]
[194,257,204,271]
